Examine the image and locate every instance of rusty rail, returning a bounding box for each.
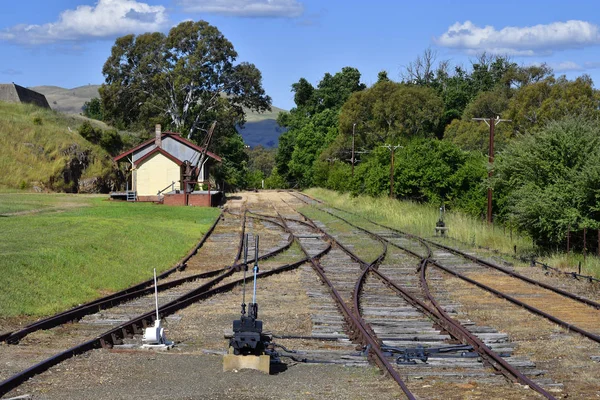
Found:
[0,248,328,398]
[317,200,600,311]
[0,208,317,397]
[273,210,416,400]
[0,211,225,344]
[299,204,557,400]
[2,211,295,345]
[429,259,600,344]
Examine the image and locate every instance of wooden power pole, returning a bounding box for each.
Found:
[382,144,402,198]
[472,116,511,224]
[351,123,356,177]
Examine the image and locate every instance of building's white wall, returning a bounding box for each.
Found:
[136,153,181,196]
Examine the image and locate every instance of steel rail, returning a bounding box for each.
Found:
[4,211,294,345]
[298,205,557,400]
[417,261,556,399]
[319,204,600,343]
[317,201,600,311]
[0,211,224,344]
[0,206,316,397]
[273,209,416,400]
[0,248,330,398]
[3,267,227,344]
[429,259,600,344]
[0,210,246,397]
[426,240,600,310]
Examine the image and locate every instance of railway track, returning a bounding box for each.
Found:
[0,204,303,398]
[289,190,600,397]
[312,202,600,345]
[275,196,556,399]
[2,191,599,399]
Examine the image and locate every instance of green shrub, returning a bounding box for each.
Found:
[265,168,288,189]
[246,170,265,189]
[494,117,600,248]
[78,121,101,144]
[99,129,123,156]
[82,97,104,121]
[347,138,487,214]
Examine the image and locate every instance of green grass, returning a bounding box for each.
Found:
[305,188,534,255]
[305,188,600,279]
[0,101,112,190]
[540,253,600,279]
[0,191,96,214]
[0,194,220,317]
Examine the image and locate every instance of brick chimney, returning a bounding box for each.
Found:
[155,124,162,148]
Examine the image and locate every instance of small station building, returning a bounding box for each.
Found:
[112,125,222,206]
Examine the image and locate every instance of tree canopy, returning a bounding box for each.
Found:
[100,20,271,140]
[275,67,366,187]
[99,20,272,189]
[270,47,600,253]
[339,81,444,147]
[494,118,600,247]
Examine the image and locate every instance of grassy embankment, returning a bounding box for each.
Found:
[0,193,220,317]
[0,102,115,190]
[305,188,600,279]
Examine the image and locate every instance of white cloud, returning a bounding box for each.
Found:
[436,20,600,56]
[552,61,584,72]
[0,0,168,45]
[176,0,304,18]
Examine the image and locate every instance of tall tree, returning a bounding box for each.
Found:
[338,81,443,148]
[506,75,600,134]
[275,67,366,186]
[100,20,271,142]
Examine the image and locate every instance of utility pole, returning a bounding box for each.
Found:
[382,144,402,198]
[351,123,356,177]
[472,116,511,224]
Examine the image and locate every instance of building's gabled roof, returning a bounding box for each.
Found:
[114,132,222,163]
[134,147,184,167]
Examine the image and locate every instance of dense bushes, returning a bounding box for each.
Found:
[314,138,487,215]
[494,118,600,247]
[78,121,123,156]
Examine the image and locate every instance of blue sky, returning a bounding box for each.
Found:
[1,0,600,110]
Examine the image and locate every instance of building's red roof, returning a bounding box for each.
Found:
[133,147,184,167]
[113,132,222,163]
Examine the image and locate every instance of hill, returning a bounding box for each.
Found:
[31,85,288,148]
[30,85,102,115]
[0,101,115,192]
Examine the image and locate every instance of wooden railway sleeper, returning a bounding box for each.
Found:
[298,204,557,400]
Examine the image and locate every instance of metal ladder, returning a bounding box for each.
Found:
[126,191,136,202]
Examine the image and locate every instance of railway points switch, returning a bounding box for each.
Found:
[142,268,173,349]
[224,234,273,374]
[435,205,448,237]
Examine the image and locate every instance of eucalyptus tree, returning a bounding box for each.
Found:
[100,20,271,142]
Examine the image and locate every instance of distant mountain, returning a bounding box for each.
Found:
[237,119,287,148]
[31,85,287,148]
[30,85,102,115]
